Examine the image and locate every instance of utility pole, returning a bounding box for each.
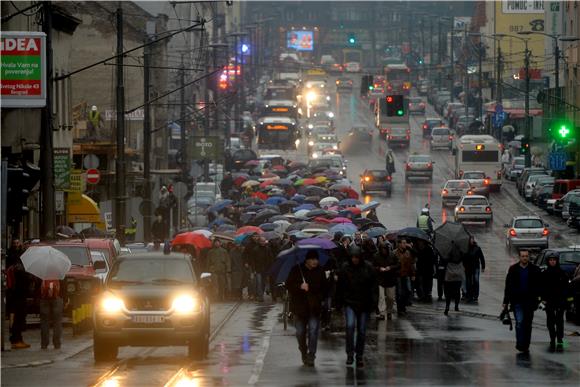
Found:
[464,26,468,120]
[420,17,425,76]
[478,42,483,120]
[142,38,152,244]
[449,18,454,102]
[554,41,560,114]
[496,45,503,104]
[429,19,434,79]
[204,45,211,182]
[115,4,126,245]
[180,53,188,187]
[40,1,55,239]
[524,41,531,167]
[437,21,442,88]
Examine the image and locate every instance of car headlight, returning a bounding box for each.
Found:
[342,166,347,170]
[332,144,338,150]
[321,84,325,88]
[326,96,331,101]
[308,140,314,146]
[295,139,301,147]
[312,153,319,159]
[308,124,314,129]
[101,294,125,313]
[328,112,334,118]
[172,295,200,314]
[339,170,344,175]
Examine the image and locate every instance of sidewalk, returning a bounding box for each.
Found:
[1,323,92,369]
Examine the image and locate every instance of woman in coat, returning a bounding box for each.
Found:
[443,241,465,315]
[541,253,569,352]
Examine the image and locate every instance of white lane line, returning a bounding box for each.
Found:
[399,319,424,340]
[247,309,277,385]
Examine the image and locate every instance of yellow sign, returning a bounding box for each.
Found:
[306,68,326,76]
[272,107,289,112]
[266,124,289,130]
[494,1,544,59]
[66,169,86,193]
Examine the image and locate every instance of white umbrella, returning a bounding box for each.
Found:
[294,209,310,218]
[20,246,71,280]
[273,219,291,232]
[192,229,213,238]
[319,196,339,207]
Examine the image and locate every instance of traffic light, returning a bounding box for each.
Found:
[418,57,424,65]
[554,119,573,141]
[347,33,356,46]
[520,137,530,155]
[6,162,40,225]
[386,95,405,116]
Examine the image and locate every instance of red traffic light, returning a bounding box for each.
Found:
[386,96,394,103]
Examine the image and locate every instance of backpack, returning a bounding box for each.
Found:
[40,280,61,299]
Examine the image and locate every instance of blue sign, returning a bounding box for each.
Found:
[492,111,506,128]
[495,103,503,113]
[549,151,567,171]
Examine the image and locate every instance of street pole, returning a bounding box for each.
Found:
[464,27,468,120]
[449,19,454,102]
[496,44,502,104]
[524,40,531,167]
[180,54,188,188]
[554,40,560,114]
[478,43,483,120]
[233,34,239,136]
[142,38,152,244]
[429,19,434,80]
[204,45,211,182]
[115,4,126,245]
[40,1,55,239]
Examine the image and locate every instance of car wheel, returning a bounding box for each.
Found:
[188,334,207,360]
[93,335,118,362]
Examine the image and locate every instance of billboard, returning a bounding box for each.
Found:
[287,31,313,51]
[0,31,47,108]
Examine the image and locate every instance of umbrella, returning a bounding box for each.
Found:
[340,187,359,199]
[294,203,316,212]
[273,219,292,232]
[434,222,471,257]
[241,180,260,188]
[343,207,362,215]
[294,209,311,219]
[329,223,358,235]
[330,183,351,190]
[240,197,264,206]
[235,225,264,235]
[265,196,287,206]
[212,232,235,242]
[306,209,330,218]
[261,172,279,179]
[287,230,310,239]
[299,186,327,196]
[253,209,281,225]
[259,180,277,189]
[301,178,319,186]
[208,199,234,213]
[288,161,307,170]
[320,196,339,207]
[352,217,372,227]
[397,227,431,242]
[297,238,336,249]
[233,176,248,186]
[270,245,331,283]
[330,217,353,224]
[359,201,380,212]
[172,232,213,250]
[192,229,213,238]
[274,179,293,186]
[339,198,361,207]
[245,160,260,167]
[262,231,282,241]
[287,221,312,231]
[56,225,77,238]
[291,194,306,203]
[80,226,107,237]
[216,224,236,232]
[234,233,253,245]
[208,218,233,229]
[312,217,333,224]
[21,246,71,280]
[315,176,328,184]
[366,227,388,238]
[259,223,280,232]
[279,200,299,214]
[269,215,292,222]
[359,221,386,231]
[272,165,287,172]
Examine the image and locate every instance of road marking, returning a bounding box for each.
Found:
[399,319,424,340]
[247,309,277,385]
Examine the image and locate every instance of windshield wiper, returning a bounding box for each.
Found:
[150,278,188,285]
[109,280,145,286]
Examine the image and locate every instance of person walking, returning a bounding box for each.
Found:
[373,241,399,321]
[6,240,30,349]
[151,213,167,242]
[385,150,396,175]
[443,241,465,315]
[395,239,416,316]
[39,278,67,349]
[541,253,568,352]
[464,236,486,303]
[503,249,542,353]
[415,239,436,302]
[228,242,245,300]
[220,172,234,199]
[336,245,378,368]
[207,239,231,301]
[287,250,328,367]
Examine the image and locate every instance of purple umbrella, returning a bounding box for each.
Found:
[297,237,336,249]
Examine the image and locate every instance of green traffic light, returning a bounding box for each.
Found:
[396,109,404,116]
[349,38,355,44]
[558,125,570,138]
[368,85,374,90]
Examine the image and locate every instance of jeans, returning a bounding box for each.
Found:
[545,304,564,342]
[416,273,433,300]
[396,277,412,313]
[344,306,369,358]
[513,303,535,350]
[40,298,63,348]
[377,286,396,315]
[465,267,481,300]
[295,315,320,357]
[254,272,264,300]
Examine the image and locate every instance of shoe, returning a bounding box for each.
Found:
[305,354,315,367]
[376,314,385,321]
[549,341,556,352]
[11,342,31,349]
[516,345,529,353]
[444,308,449,316]
[454,305,459,312]
[346,355,354,366]
[556,340,564,352]
[387,313,392,321]
[356,359,364,368]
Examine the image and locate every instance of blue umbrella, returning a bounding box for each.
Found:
[208,218,233,229]
[208,199,234,213]
[359,201,380,212]
[259,223,279,232]
[329,223,358,235]
[266,196,287,205]
[292,194,306,203]
[270,245,331,284]
[294,203,316,212]
[287,230,310,240]
[216,224,236,232]
[339,198,361,206]
[234,233,253,245]
[366,226,387,238]
[297,237,336,249]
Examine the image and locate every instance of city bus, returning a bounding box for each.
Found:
[263,100,299,121]
[375,95,410,141]
[454,134,503,189]
[384,63,411,95]
[257,116,299,150]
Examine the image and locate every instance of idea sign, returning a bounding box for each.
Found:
[0,31,47,108]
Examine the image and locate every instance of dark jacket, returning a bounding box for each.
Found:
[503,262,542,307]
[336,260,378,313]
[464,243,486,273]
[373,249,400,288]
[541,264,569,307]
[287,263,328,319]
[416,245,436,276]
[243,242,274,273]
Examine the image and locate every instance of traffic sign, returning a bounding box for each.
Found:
[549,151,567,171]
[86,168,101,184]
[492,111,506,128]
[495,103,503,113]
[191,136,223,160]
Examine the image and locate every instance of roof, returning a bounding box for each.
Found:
[458,135,499,144]
[512,215,542,220]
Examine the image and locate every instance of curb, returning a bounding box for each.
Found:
[1,338,93,369]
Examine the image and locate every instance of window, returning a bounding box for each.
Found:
[51,246,90,266]
[409,156,431,162]
[447,181,469,189]
[432,128,450,136]
[370,170,388,178]
[109,258,195,286]
[462,198,489,206]
[559,252,580,264]
[514,219,543,228]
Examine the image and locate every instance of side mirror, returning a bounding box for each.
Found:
[93,260,106,270]
[200,272,212,280]
[503,224,510,228]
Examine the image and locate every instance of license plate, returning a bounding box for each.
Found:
[132,315,164,323]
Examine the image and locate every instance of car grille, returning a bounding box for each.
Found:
[124,298,170,311]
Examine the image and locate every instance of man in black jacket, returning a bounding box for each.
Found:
[336,245,377,368]
[287,250,328,367]
[465,236,486,303]
[541,253,569,352]
[373,241,399,320]
[502,249,542,353]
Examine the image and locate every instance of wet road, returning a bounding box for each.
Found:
[3,79,580,386]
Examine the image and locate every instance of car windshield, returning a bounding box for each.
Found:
[447,181,469,189]
[108,258,195,286]
[462,198,489,206]
[559,252,580,265]
[409,97,422,103]
[391,128,407,135]
[537,177,555,184]
[463,172,485,179]
[432,128,449,135]
[409,156,430,163]
[92,248,111,262]
[514,219,543,228]
[51,246,90,266]
[369,170,388,178]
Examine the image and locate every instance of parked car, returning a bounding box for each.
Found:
[505,215,549,252]
[517,167,547,195]
[441,179,471,207]
[536,184,555,209]
[454,195,493,226]
[530,176,556,204]
[93,252,211,361]
[553,179,580,200]
[360,169,392,196]
[506,156,525,181]
[557,189,580,219]
[91,251,110,283]
[405,154,434,181]
[524,174,553,201]
[430,127,453,150]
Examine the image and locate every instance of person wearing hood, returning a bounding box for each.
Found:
[336,245,378,368]
[541,253,569,352]
[207,239,231,301]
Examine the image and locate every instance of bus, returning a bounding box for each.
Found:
[263,100,299,121]
[375,95,410,140]
[257,116,299,150]
[384,63,412,95]
[454,135,503,189]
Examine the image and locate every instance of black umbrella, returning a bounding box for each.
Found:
[352,218,372,227]
[56,225,77,238]
[359,222,387,231]
[240,212,256,225]
[279,200,299,214]
[304,196,322,206]
[253,209,281,225]
[287,221,312,232]
[80,226,108,237]
[398,227,431,242]
[269,214,293,222]
[306,209,330,218]
[299,186,327,196]
[240,197,264,206]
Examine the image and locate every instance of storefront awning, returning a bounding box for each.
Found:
[66,192,105,229]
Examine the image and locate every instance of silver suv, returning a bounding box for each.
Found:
[430,127,453,150]
[505,216,549,251]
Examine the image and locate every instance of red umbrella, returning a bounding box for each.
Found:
[272,165,287,171]
[234,176,248,186]
[235,226,264,235]
[302,178,318,186]
[312,217,332,224]
[262,172,278,179]
[340,187,359,199]
[245,160,260,167]
[344,207,361,215]
[172,232,212,250]
[330,217,353,224]
[252,191,268,201]
[259,180,277,189]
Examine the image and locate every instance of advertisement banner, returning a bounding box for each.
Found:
[0,31,46,108]
[502,0,545,14]
[287,31,313,52]
[53,148,71,190]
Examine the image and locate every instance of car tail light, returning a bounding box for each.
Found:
[509,229,517,237]
[386,175,392,182]
[448,135,454,141]
[467,190,473,195]
[459,207,465,212]
[420,103,425,108]
[423,124,428,129]
[542,228,549,236]
[426,162,432,169]
[442,189,448,195]
[364,176,371,182]
[336,80,340,85]
[484,178,490,185]
[406,163,411,170]
[485,207,492,213]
